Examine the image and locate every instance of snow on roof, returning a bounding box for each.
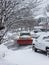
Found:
[34,15,45,19]
[34,26,43,29]
[0,44,8,58]
[20,31,30,33]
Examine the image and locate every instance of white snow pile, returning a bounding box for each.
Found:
[3,31,13,39]
[0,44,8,58]
[0,44,16,65]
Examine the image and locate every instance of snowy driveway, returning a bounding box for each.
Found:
[3,31,49,65]
[4,48,49,65]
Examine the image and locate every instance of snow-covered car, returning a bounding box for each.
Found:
[17,31,33,45]
[32,32,49,56]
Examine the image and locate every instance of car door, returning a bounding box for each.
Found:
[37,41,42,50]
[35,40,41,49]
[38,38,45,50]
[36,36,44,50]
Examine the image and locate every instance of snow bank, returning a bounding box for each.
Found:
[0,44,8,58]
[0,58,16,65]
[0,44,16,65]
[3,32,12,39]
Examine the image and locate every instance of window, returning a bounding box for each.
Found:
[20,33,30,36]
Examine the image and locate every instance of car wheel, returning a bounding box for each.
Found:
[33,46,37,52]
[19,44,22,46]
[32,45,34,50]
[46,50,49,56]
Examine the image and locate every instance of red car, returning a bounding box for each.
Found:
[17,31,33,45]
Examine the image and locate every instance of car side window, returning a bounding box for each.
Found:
[20,33,30,36]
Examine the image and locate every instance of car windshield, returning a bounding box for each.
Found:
[20,33,30,36]
[43,36,49,40]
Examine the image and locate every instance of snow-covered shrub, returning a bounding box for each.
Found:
[0,44,8,58]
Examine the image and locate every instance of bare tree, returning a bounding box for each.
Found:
[0,0,20,44]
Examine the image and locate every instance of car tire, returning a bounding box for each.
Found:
[32,45,34,50]
[46,50,49,56]
[19,44,22,46]
[33,46,37,52]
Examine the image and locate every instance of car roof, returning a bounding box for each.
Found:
[20,31,30,33]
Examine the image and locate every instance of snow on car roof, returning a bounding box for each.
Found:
[20,31,30,33]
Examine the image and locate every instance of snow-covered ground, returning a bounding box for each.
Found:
[0,31,49,65]
[4,48,49,65]
[0,44,16,65]
[0,43,49,65]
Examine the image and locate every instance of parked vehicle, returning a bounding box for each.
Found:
[17,31,33,45]
[32,32,49,56]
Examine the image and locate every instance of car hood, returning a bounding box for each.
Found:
[20,35,31,38]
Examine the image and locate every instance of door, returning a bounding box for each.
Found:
[38,41,45,51]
